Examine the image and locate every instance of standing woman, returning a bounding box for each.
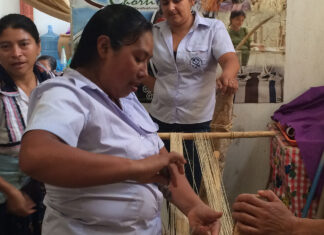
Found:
[19,4,222,235]
[228,10,251,66]
[0,14,52,235]
[143,0,240,191]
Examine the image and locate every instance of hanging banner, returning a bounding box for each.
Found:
[71,0,158,45]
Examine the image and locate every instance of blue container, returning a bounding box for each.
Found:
[40,25,59,60]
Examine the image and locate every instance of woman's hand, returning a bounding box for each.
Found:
[232,190,296,235]
[216,72,238,95]
[217,52,240,95]
[133,151,186,186]
[188,203,222,235]
[6,187,36,217]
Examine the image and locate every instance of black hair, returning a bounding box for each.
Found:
[0,14,40,43]
[37,55,57,71]
[229,10,246,25]
[70,4,152,69]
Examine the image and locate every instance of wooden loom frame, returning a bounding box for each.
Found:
[159,92,276,234]
[159,131,276,235]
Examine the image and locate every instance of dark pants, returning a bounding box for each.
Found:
[152,116,211,193]
[0,179,45,235]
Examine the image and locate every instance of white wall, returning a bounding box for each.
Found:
[0,0,70,36]
[224,0,324,205]
[33,8,69,36]
[284,0,324,101]
[0,0,20,16]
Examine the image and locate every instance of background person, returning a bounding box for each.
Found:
[228,10,251,66]
[143,0,240,192]
[37,55,57,76]
[19,5,222,235]
[0,13,52,235]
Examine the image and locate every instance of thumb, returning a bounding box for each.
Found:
[168,152,186,163]
[213,211,223,219]
[206,210,223,221]
[258,190,279,202]
[216,78,223,89]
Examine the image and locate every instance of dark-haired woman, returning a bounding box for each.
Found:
[228,10,251,66]
[19,4,222,235]
[0,14,52,235]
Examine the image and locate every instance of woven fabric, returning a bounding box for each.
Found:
[234,66,284,103]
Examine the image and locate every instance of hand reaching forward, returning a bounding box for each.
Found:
[232,190,296,235]
[188,203,222,235]
[133,151,186,187]
[6,187,36,217]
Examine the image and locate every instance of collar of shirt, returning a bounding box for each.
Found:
[63,69,159,134]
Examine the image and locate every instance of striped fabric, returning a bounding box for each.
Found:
[0,63,52,152]
[1,93,25,146]
[234,65,284,103]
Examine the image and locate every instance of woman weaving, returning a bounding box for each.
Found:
[19,4,221,235]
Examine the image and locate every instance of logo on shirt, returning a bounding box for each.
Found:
[190,57,203,69]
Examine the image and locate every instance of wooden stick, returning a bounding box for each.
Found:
[158,131,276,140]
[236,15,275,50]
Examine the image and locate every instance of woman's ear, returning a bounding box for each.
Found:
[97,35,111,59]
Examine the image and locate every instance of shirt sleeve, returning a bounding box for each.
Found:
[157,137,165,150]
[212,21,236,60]
[25,84,87,147]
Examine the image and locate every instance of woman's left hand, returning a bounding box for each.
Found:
[217,52,240,95]
[188,204,222,235]
[216,72,238,95]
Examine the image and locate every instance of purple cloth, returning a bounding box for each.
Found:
[272,86,324,196]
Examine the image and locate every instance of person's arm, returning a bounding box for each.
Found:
[142,74,156,92]
[159,148,222,235]
[232,190,324,235]
[19,130,186,188]
[0,176,36,216]
[216,52,240,95]
[292,217,324,235]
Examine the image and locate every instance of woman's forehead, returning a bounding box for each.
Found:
[125,31,153,55]
[0,27,33,41]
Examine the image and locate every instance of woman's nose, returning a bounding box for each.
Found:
[11,45,23,58]
[138,65,148,79]
[166,2,176,12]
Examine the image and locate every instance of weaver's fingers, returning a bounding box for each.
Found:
[210,220,221,235]
[257,190,279,203]
[234,193,268,208]
[151,174,170,186]
[233,200,265,219]
[232,210,260,229]
[168,152,186,163]
[168,151,186,174]
[235,221,260,235]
